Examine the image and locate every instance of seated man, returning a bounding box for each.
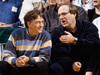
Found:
[0,10,52,75]
[43,0,89,34]
[0,0,22,27]
[50,3,99,75]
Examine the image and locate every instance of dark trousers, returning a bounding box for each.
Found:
[49,62,87,75]
[0,61,48,75]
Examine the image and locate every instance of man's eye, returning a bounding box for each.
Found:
[58,14,60,17]
[62,13,66,15]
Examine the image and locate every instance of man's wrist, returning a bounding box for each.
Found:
[73,37,78,45]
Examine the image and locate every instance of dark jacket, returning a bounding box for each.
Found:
[88,8,95,22]
[43,4,89,33]
[51,20,99,75]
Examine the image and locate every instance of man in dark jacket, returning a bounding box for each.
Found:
[50,3,99,75]
[43,0,89,34]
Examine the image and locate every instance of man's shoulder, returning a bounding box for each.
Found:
[75,5,85,12]
[11,28,26,34]
[77,20,97,29]
[52,25,63,32]
[43,7,55,14]
[42,29,50,35]
[40,6,50,13]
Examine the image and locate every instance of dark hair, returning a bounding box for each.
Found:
[24,10,43,29]
[70,0,73,2]
[58,3,79,19]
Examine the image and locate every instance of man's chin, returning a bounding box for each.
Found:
[62,24,67,27]
[38,30,42,33]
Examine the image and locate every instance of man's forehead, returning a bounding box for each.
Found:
[34,17,44,21]
[58,5,69,12]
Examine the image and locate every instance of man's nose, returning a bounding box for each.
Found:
[59,14,64,19]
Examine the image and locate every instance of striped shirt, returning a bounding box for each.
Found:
[2,28,52,67]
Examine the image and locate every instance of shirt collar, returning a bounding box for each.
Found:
[26,29,36,38]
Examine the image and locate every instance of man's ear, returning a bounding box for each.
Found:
[27,22,30,27]
[74,13,76,18]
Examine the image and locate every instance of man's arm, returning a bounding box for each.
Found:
[0,0,22,27]
[2,34,17,67]
[11,0,22,27]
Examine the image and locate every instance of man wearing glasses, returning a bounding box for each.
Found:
[43,0,89,34]
[50,3,99,75]
[0,10,52,75]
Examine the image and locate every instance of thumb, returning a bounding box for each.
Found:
[64,31,71,35]
[77,62,82,68]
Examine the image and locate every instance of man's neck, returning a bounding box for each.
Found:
[66,21,77,33]
[95,6,100,15]
[27,29,36,37]
[70,25,77,33]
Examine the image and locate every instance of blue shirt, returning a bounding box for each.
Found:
[0,0,22,27]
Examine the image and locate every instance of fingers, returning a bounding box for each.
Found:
[16,58,25,67]
[19,55,29,63]
[64,31,71,35]
[76,62,82,67]
[85,71,93,75]
[72,62,82,72]
[19,55,26,59]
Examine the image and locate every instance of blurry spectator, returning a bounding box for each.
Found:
[72,0,94,12]
[19,0,48,26]
[43,0,89,34]
[40,0,56,13]
[85,0,100,74]
[88,0,100,38]
[0,0,22,27]
[0,10,51,75]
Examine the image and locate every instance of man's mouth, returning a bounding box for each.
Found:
[38,27,42,30]
[61,20,66,24]
[94,0,97,3]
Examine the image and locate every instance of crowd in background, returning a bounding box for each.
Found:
[0,0,100,75]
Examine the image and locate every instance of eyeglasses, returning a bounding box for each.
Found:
[34,21,44,25]
[58,12,69,17]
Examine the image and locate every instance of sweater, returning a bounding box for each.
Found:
[2,28,52,67]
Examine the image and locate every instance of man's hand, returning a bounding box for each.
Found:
[15,58,25,67]
[85,71,93,75]
[59,31,75,44]
[19,55,29,63]
[0,24,13,27]
[0,22,6,27]
[72,61,82,72]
